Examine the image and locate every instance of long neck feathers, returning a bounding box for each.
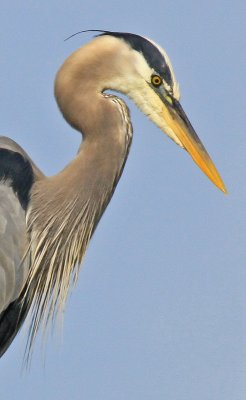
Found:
[23,38,133,357]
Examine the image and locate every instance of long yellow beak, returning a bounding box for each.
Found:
[162,98,227,193]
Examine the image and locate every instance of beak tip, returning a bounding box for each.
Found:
[214,178,227,194]
[220,185,228,195]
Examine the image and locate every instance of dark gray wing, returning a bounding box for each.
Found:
[0,136,44,357]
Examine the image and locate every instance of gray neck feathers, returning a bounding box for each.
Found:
[24,94,132,356]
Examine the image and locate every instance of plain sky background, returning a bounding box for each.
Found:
[0,1,246,399]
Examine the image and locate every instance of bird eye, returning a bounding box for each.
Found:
[151,74,162,87]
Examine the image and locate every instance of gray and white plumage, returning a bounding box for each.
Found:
[0,136,43,355]
[0,31,226,360]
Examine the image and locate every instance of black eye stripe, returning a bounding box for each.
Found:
[99,31,173,87]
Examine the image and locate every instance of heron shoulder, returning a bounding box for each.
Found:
[0,137,43,210]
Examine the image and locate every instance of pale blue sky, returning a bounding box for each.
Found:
[0,1,246,399]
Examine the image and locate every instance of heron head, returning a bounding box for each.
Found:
[94,31,226,193]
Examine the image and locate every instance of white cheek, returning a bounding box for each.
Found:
[128,85,183,148]
[131,51,153,81]
[101,51,183,148]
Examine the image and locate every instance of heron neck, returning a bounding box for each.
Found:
[29,36,133,276]
[29,92,132,243]
[24,36,135,353]
[54,51,133,209]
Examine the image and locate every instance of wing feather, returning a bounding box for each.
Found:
[0,136,44,357]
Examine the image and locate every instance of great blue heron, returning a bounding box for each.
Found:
[0,31,226,359]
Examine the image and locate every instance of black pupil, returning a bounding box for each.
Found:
[153,76,160,85]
